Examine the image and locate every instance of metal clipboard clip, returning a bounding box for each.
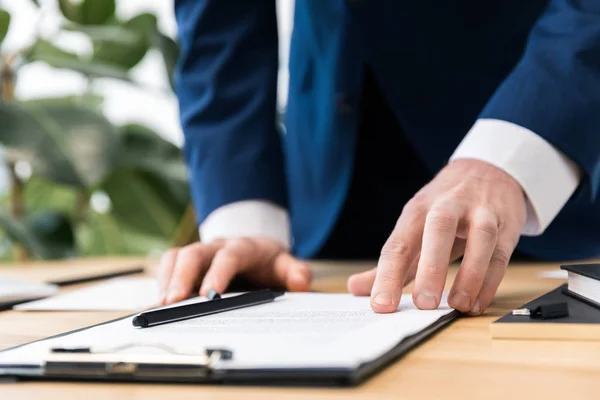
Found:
[43,341,233,380]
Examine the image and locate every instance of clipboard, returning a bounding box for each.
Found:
[0,303,459,386]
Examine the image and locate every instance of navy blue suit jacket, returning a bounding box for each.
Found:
[174,0,600,261]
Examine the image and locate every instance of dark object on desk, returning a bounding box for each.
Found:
[132,289,284,328]
[48,266,145,287]
[512,302,569,319]
[560,263,600,309]
[0,297,45,312]
[0,278,58,312]
[492,284,600,340]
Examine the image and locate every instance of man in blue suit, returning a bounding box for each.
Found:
[158,1,600,316]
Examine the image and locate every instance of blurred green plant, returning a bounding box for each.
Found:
[0,0,197,261]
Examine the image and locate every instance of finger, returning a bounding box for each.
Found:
[371,200,425,313]
[402,253,420,287]
[400,236,464,295]
[199,238,256,296]
[242,250,312,292]
[413,202,463,310]
[450,238,466,263]
[271,253,312,291]
[468,226,519,315]
[246,250,312,292]
[347,267,377,296]
[448,208,498,312]
[349,252,422,297]
[202,238,312,294]
[156,248,179,304]
[166,242,220,304]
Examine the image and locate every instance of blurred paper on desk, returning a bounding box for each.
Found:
[14,278,160,311]
[0,277,58,304]
[538,270,568,280]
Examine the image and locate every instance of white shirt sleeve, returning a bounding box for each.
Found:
[450,118,582,236]
[199,200,291,249]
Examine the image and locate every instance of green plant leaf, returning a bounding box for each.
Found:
[155,33,179,90]
[51,57,132,81]
[101,168,182,238]
[81,0,116,25]
[77,211,169,256]
[0,213,50,259]
[0,101,121,188]
[92,13,157,70]
[59,0,116,25]
[119,124,179,157]
[29,0,40,6]
[23,176,79,217]
[24,39,132,81]
[117,124,187,182]
[119,124,180,165]
[25,94,104,113]
[124,13,158,39]
[0,9,11,45]
[24,38,79,61]
[116,223,170,255]
[62,22,140,45]
[110,124,190,235]
[135,170,189,219]
[25,211,77,259]
[58,0,82,24]
[77,211,124,256]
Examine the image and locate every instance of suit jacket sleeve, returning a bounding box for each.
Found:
[479,0,600,198]
[174,0,287,226]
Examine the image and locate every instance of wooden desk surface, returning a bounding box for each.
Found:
[1,257,599,400]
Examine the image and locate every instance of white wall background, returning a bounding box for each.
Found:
[0,0,294,188]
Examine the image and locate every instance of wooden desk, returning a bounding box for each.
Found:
[1,258,599,400]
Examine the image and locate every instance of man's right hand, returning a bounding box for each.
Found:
[156,237,312,305]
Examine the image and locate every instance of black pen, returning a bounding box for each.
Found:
[132,289,284,328]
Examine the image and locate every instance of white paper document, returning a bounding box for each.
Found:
[538,270,568,280]
[0,292,454,371]
[0,277,58,303]
[15,277,160,311]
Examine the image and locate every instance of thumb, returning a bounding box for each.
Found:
[252,252,312,292]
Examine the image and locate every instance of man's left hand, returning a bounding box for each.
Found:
[347,159,527,315]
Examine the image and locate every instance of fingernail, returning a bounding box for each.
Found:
[199,284,209,297]
[450,291,471,311]
[166,290,182,304]
[470,299,482,314]
[415,292,438,309]
[287,270,310,291]
[372,293,392,306]
[290,270,303,282]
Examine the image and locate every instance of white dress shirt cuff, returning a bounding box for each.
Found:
[450,119,582,236]
[199,200,291,249]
